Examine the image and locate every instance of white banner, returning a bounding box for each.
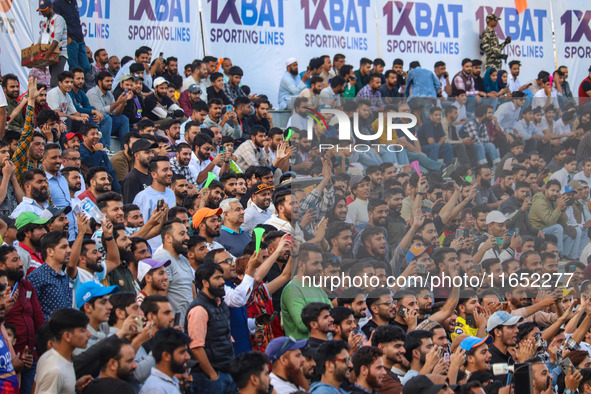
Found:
[3,0,203,91]
[0,0,36,84]
[552,0,591,96]
[201,0,381,108]
[375,0,556,84]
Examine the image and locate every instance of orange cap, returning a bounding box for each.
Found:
[192,207,222,229]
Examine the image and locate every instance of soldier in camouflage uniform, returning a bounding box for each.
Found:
[480,14,512,70]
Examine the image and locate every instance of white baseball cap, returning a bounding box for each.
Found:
[285,57,297,67]
[486,211,507,225]
[153,77,169,88]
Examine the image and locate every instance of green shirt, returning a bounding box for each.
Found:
[280,278,331,340]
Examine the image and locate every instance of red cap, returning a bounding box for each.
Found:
[66,132,83,141]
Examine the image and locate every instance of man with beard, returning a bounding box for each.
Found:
[234,127,271,171]
[189,133,229,185]
[79,124,122,193]
[87,71,132,148]
[204,180,226,209]
[351,346,387,394]
[154,219,193,325]
[123,204,145,229]
[81,337,136,393]
[353,199,389,259]
[11,169,50,218]
[487,311,522,382]
[500,181,539,236]
[216,198,251,257]
[302,302,334,349]
[193,207,225,251]
[385,187,407,246]
[133,156,176,250]
[330,307,359,345]
[358,227,388,263]
[529,179,572,259]
[110,132,141,184]
[243,183,274,234]
[311,341,353,393]
[187,235,208,271]
[220,173,238,198]
[78,166,111,203]
[14,212,49,275]
[362,288,395,338]
[337,287,368,327]
[69,68,112,139]
[43,144,78,239]
[28,231,74,319]
[171,174,190,206]
[235,174,248,201]
[265,188,304,242]
[102,224,136,293]
[122,139,158,203]
[170,143,196,186]
[460,336,493,374]
[327,222,353,259]
[41,206,71,235]
[13,79,47,185]
[137,259,170,305]
[282,243,330,339]
[187,263,237,393]
[0,244,45,392]
[266,336,309,392]
[0,141,21,217]
[278,57,307,110]
[140,328,192,393]
[3,75,28,131]
[473,165,500,209]
[244,99,274,134]
[230,351,272,394]
[372,325,406,393]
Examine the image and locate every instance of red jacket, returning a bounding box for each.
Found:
[5,279,46,360]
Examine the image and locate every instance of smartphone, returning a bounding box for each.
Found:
[398,306,407,318]
[157,199,164,211]
[515,227,520,237]
[465,314,476,326]
[226,104,232,112]
[569,264,577,273]
[159,51,164,58]
[456,228,464,239]
[174,312,181,327]
[416,263,426,274]
[560,357,575,375]
[435,191,443,200]
[444,353,450,362]
[353,325,362,336]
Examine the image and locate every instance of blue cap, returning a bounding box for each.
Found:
[76,281,119,309]
[265,336,308,362]
[405,246,434,265]
[564,185,575,194]
[459,335,492,351]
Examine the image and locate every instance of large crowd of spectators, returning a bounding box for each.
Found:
[2,2,591,394]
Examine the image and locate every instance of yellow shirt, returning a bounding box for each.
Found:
[451,316,479,340]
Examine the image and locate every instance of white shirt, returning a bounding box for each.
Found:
[508,76,522,92]
[47,87,76,119]
[264,214,305,243]
[0,89,7,108]
[34,348,76,394]
[549,168,571,190]
[10,197,48,219]
[532,89,560,111]
[495,101,522,132]
[188,152,220,182]
[269,373,304,394]
[438,75,449,98]
[319,86,342,107]
[139,367,181,394]
[574,171,591,187]
[452,102,467,122]
[553,119,571,142]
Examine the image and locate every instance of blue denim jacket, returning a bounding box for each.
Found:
[406,67,441,97]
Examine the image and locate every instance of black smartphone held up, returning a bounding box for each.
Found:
[465,313,476,327]
[398,305,407,318]
[174,312,181,327]
[157,199,164,211]
[159,51,164,58]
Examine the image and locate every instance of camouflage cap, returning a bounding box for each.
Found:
[486,14,501,22]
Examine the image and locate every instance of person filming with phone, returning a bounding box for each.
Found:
[473,210,521,263]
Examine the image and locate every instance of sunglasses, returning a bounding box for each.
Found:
[218,258,233,265]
